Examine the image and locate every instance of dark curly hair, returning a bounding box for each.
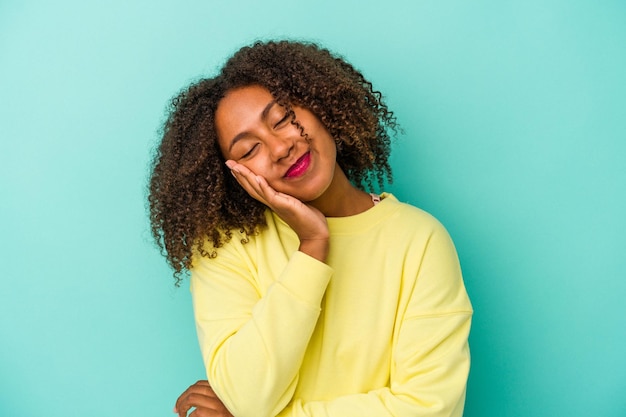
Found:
[149,40,398,285]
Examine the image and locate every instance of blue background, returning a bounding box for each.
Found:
[1,1,625,416]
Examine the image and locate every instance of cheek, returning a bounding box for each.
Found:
[240,159,270,179]
[321,135,338,160]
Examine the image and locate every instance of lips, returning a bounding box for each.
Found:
[284,152,311,178]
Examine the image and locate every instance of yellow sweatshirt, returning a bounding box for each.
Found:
[190,194,472,417]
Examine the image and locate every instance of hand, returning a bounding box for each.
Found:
[226,160,329,261]
[174,380,233,417]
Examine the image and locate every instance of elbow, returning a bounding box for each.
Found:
[207,369,297,417]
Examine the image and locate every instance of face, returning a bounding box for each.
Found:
[215,85,338,202]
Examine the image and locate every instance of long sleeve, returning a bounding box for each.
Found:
[274,218,473,417]
[190,198,472,417]
[191,242,333,417]
[275,314,471,417]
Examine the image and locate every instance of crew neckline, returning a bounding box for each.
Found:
[271,193,400,236]
[326,192,398,234]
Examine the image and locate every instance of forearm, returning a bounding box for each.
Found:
[276,312,472,417]
[192,251,333,417]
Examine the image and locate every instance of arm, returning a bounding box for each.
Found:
[274,221,473,417]
[275,315,471,417]
[187,160,333,417]
[191,243,333,417]
[188,221,471,417]
[226,160,329,262]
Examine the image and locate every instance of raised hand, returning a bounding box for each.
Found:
[226,160,329,262]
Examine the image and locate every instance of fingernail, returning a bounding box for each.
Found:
[225,160,235,169]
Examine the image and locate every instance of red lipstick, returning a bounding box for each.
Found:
[284,152,311,178]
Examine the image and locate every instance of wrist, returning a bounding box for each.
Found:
[298,238,329,262]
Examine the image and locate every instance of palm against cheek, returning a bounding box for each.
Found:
[226,160,329,243]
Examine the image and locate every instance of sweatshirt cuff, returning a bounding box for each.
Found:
[277,251,333,307]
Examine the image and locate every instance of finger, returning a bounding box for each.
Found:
[177,394,223,417]
[174,381,217,416]
[180,392,225,411]
[226,161,306,216]
[188,407,231,417]
[175,380,211,408]
[252,175,283,204]
[233,170,266,202]
[226,161,266,200]
[188,401,234,417]
[225,160,254,179]
[175,381,215,416]
[255,177,304,212]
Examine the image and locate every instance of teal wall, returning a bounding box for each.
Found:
[1,1,625,416]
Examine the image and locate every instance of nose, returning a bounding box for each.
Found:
[267,134,294,162]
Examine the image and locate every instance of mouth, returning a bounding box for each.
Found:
[284,152,311,178]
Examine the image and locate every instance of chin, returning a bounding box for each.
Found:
[278,189,319,203]
[277,176,331,202]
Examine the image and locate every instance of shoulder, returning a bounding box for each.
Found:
[382,196,471,314]
[193,209,296,264]
[379,193,450,238]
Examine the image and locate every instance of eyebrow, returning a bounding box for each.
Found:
[227,100,277,153]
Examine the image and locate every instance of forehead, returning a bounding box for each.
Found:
[217,85,275,120]
[214,85,276,152]
[216,85,274,130]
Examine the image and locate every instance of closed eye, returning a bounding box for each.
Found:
[274,112,291,129]
[240,143,259,159]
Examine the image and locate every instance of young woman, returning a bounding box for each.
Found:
[149,40,472,417]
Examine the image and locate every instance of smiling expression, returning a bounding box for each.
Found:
[215,85,339,202]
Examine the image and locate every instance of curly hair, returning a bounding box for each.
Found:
[149,40,398,285]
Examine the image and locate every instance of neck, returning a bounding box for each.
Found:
[308,164,374,217]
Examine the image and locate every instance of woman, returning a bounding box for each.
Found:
[149,40,472,417]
